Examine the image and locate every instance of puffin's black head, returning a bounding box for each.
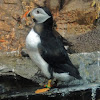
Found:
[28,7,53,26]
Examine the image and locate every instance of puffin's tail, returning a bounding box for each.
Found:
[53,64,82,80]
[75,73,82,80]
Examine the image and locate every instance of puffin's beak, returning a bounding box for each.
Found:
[22,10,31,20]
[22,9,34,20]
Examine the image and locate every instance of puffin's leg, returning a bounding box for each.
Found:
[35,79,52,94]
[44,79,52,88]
[35,67,53,94]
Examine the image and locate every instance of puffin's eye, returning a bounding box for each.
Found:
[37,10,40,14]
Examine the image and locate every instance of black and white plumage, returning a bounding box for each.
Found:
[26,7,81,82]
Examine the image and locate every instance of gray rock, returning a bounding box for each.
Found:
[0,51,100,86]
[0,51,100,100]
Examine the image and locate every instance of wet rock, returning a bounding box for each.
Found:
[0,74,39,99]
[0,74,100,100]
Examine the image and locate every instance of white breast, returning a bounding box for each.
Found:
[26,29,50,78]
[26,28,41,51]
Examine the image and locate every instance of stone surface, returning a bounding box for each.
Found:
[3,0,17,4]
[0,51,100,99]
[0,52,38,80]
[67,27,100,53]
[0,74,100,100]
[0,0,100,53]
[0,21,11,32]
[0,51,100,85]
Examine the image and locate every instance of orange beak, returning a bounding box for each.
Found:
[22,10,31,20]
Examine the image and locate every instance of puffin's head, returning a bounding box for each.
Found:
[25,7,53,24]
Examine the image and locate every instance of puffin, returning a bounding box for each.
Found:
[24,7,81,93]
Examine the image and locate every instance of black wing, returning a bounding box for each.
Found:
[38,33,73,65]
[38,31,81,79]
[53,29,73,46]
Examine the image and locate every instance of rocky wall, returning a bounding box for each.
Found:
[0,0,99,53]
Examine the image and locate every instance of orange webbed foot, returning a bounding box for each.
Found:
[35,80,52,94]
[35,88,50,94]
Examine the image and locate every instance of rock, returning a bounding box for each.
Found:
[0,51,100,99]
[55,0,96,35]
[3,0,18,4]
[69,51,100,82]
[45,0,60,14]
[0,0,99,52]
[0,21,11,32]
[0,56,38,80]
[0,75,100,100]
[0,51,100,85]
[68,27,100,53]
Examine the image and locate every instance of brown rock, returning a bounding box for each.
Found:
[0,0,99,53]
[67,27,100,53]
[3,0,17,4]
[0,21,11,32]
[56,7,96,35]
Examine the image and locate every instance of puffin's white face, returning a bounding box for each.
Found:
[31,8,51,23]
